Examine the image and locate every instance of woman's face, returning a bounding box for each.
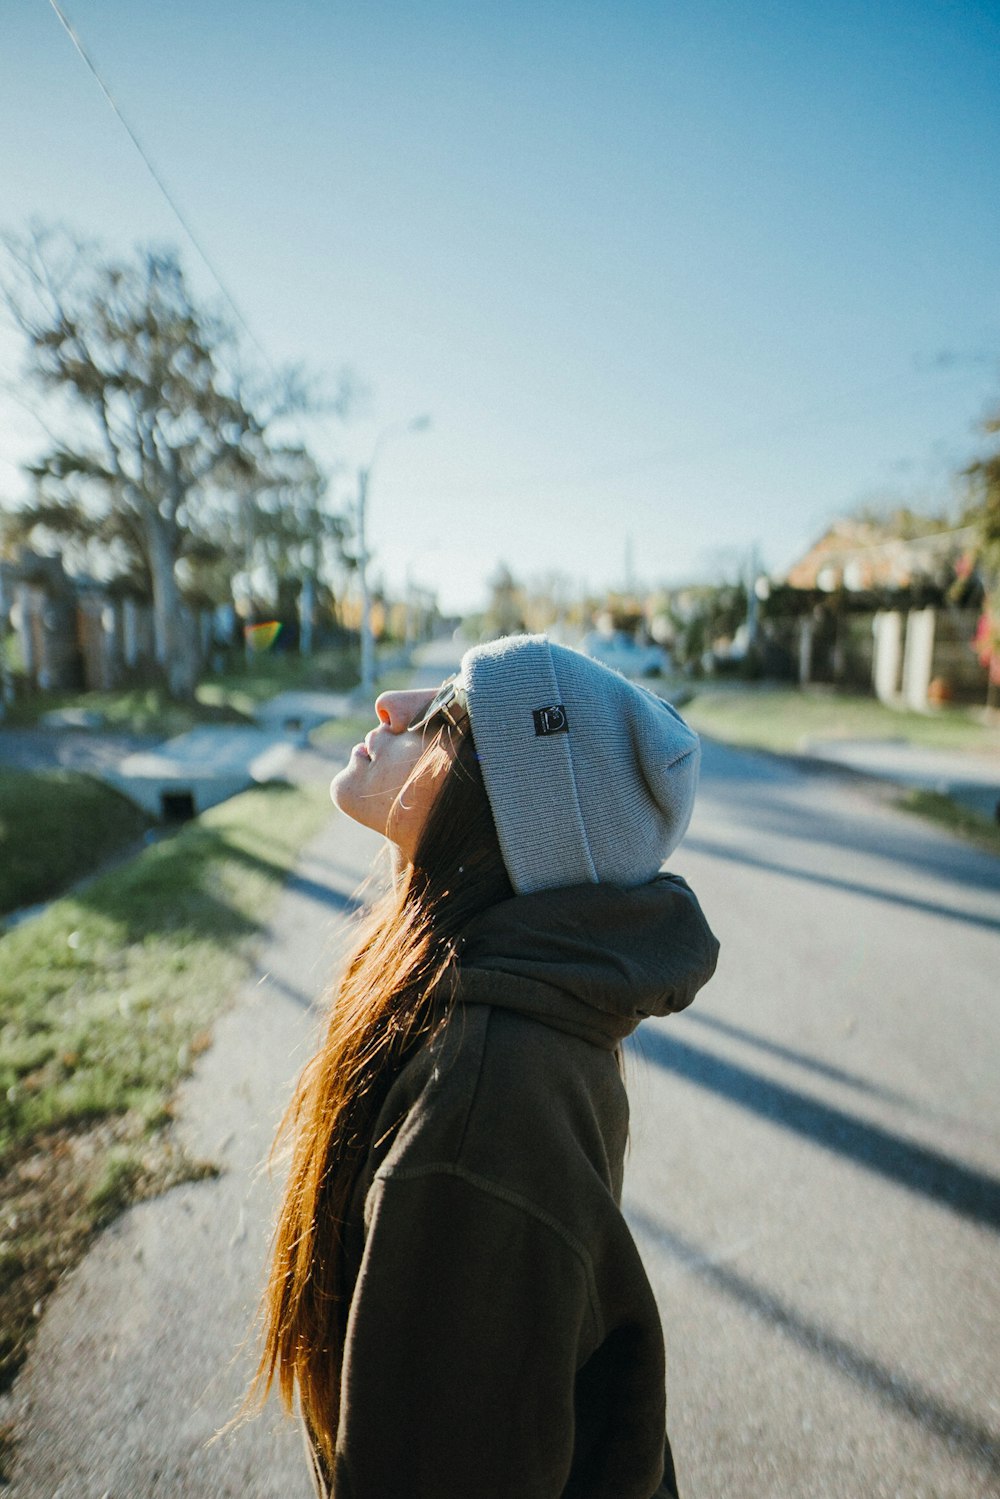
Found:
[330,685,456,862]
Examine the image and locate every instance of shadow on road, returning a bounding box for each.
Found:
[627,1027,1000,1232]
[260,969,330,1011]
[679,1010,918,1112]
[279,867,359,916]
[697,743,1000,900]
[684,835,1000,935]
[625,1203,1000,1479]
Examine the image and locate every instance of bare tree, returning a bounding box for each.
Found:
[0,224,339,697]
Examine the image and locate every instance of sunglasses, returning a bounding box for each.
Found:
[406,676,469,734]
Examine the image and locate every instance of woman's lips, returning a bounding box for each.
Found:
[352,741,371,762]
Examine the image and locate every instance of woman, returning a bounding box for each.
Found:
[251,633,720,1498]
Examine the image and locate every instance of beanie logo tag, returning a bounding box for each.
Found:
[533,704,569,737]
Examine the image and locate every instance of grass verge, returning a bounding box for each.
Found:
[3,647,361,736]
[195,645,360,719]
[3,682,253,738]
[0,780,330,1411]
[0,769,149,918]
[895,789,1000,856]
[682,684,1000,756]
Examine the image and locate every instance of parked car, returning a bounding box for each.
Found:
[581,631,671,678]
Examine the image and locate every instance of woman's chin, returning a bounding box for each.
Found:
[330,764,355,810]
[333,739,379,808]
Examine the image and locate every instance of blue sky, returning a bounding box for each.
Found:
[1,0,998,613]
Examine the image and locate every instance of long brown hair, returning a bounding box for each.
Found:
[248,722,513,1464]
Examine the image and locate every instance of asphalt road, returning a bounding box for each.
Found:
[5,668,999,1498]
[630,736,1000,1499]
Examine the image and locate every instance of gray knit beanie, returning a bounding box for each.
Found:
[459,634,700,895]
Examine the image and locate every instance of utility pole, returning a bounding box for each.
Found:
[357,465,374,698]
[746,542,760,650]
[296,513,321,658]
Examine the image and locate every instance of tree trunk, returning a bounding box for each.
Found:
[144,508,199,699]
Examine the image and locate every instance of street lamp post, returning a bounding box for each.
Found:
[356,463,375,696]
[356,415,430,699]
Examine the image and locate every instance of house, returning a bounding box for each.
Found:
[0,548,157,695]
[775,518,986,708]
[782,517,975,595]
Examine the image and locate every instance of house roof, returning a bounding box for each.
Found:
[780,519,975,593]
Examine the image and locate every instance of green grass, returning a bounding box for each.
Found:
[895,789,1000,856]
[4,646,362,736]
[0,779,331,1395]
[196,645,360,719]
[0,769,149,918]
[682,684,1000,756]
[86,1145,147,1227]
[3,683,253,738]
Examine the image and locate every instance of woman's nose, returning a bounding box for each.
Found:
[373,690,427,731]
[373,692,397,728]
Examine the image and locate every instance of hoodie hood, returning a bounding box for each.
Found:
[456,873,719,1051]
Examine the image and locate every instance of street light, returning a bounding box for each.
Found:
[357,415,431,698]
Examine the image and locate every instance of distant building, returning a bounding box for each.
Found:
[1,548,156,694]
[773,519,986,707]
[781,518,976,595]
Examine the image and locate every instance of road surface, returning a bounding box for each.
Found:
[4,663,999,1497]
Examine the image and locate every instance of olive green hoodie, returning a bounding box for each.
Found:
[307,873,719,1499]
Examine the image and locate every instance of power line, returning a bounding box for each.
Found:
[45,0,282,383]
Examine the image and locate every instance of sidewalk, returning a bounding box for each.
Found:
[798,738,1000,821]
[4,745,382,1498]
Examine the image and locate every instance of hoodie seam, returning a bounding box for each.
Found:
[453,1005,490,1163]
[376,1161,605,1345]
